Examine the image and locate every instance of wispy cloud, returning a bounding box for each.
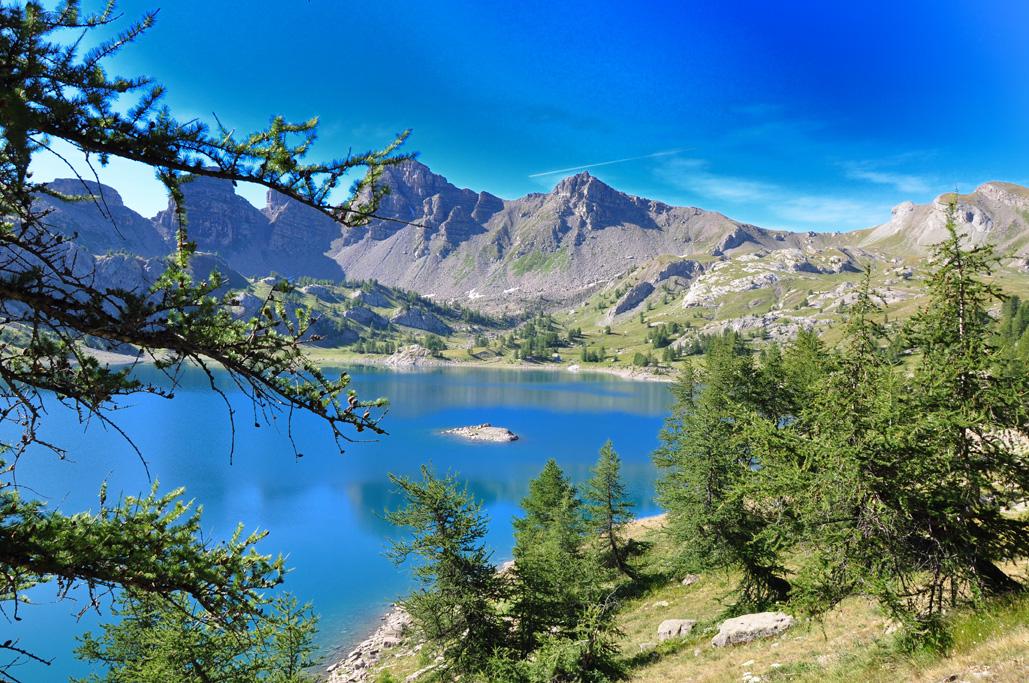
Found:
[656,157,888,230]
[656,158,778,203]
[528,149,686,178]
[777,196,882,227]
[842,160,932,194]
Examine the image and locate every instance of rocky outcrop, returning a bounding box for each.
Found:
[711,611,795,647]
[326,605,413,683]
[861,182,1029,257]
[711,225,755,256]
[382,345,447,368]
[390,308,453,335]
[343,306,389,329]
[442,423,519,442]
[612,282,655,316]
[694,313,821,343]
[657,619,696,641]
[351,287,394,308]
[655,258,703,282]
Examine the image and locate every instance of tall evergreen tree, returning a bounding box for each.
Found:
[584,441,635,577]
[386,467,507,676]
[509,459,623,682]
[899,210,1028,606]
[653,334,791,610]
[512,460,594,648]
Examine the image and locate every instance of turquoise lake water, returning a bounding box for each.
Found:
[5,365,674,680]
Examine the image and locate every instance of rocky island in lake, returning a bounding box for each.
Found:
[441,423,519,442]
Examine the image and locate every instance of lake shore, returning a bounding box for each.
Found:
[314,351,677,384]
[87,344,678,384]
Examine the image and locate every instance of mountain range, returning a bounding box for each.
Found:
[36,161,1029,318]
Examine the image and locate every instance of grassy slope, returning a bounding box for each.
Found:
[251,252,1029,375]
[364,515,1028,683]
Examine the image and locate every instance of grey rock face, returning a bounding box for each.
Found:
[343,306,388,329]
[657,619,697,641]
[711,611,795,647]
[390,307,453,335]
[612,282,656,316]
[152,176,341,278]
[299,283,339,300]
[39,180,169,257]
[711,225,755,256]
[351,287,393,308]
[655,259,703,282]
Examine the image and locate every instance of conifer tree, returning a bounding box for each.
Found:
[73,592,316,683]
[509,459,623,682]
[387,467,507,676]
[512,459,594,648]
[899,210,1028,607]
[584,441,635,577]
[653,334,791,609]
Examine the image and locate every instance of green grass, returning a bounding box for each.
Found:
[363,515,1029,682]
[510,248,570,276]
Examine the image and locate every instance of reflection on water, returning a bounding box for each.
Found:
[4,365,673,679]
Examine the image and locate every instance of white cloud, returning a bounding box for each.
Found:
[655,157,888,230]
[841,159,932,195]
[655,158,778,203]
[777,196,883,227]
[528,149,686,178]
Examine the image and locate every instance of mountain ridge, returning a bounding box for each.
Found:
[35,162,1029,312]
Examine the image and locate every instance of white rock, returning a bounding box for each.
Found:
[711,611,795,647]
[441,423,519,442]
[657,618,697,641]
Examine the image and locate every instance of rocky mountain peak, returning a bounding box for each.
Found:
[380,160,451,200]
[552,171,621,202]
[975,181,1029,210]
[45,179,126,207]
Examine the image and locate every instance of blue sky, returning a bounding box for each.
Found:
[31,0,1029,231]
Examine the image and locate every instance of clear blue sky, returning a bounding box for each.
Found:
[31,0,1029,231]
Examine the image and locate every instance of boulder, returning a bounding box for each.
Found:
[382,344,447,368]
[711,611,794,647]
[681,574,700,587]
[657,618,696,641]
